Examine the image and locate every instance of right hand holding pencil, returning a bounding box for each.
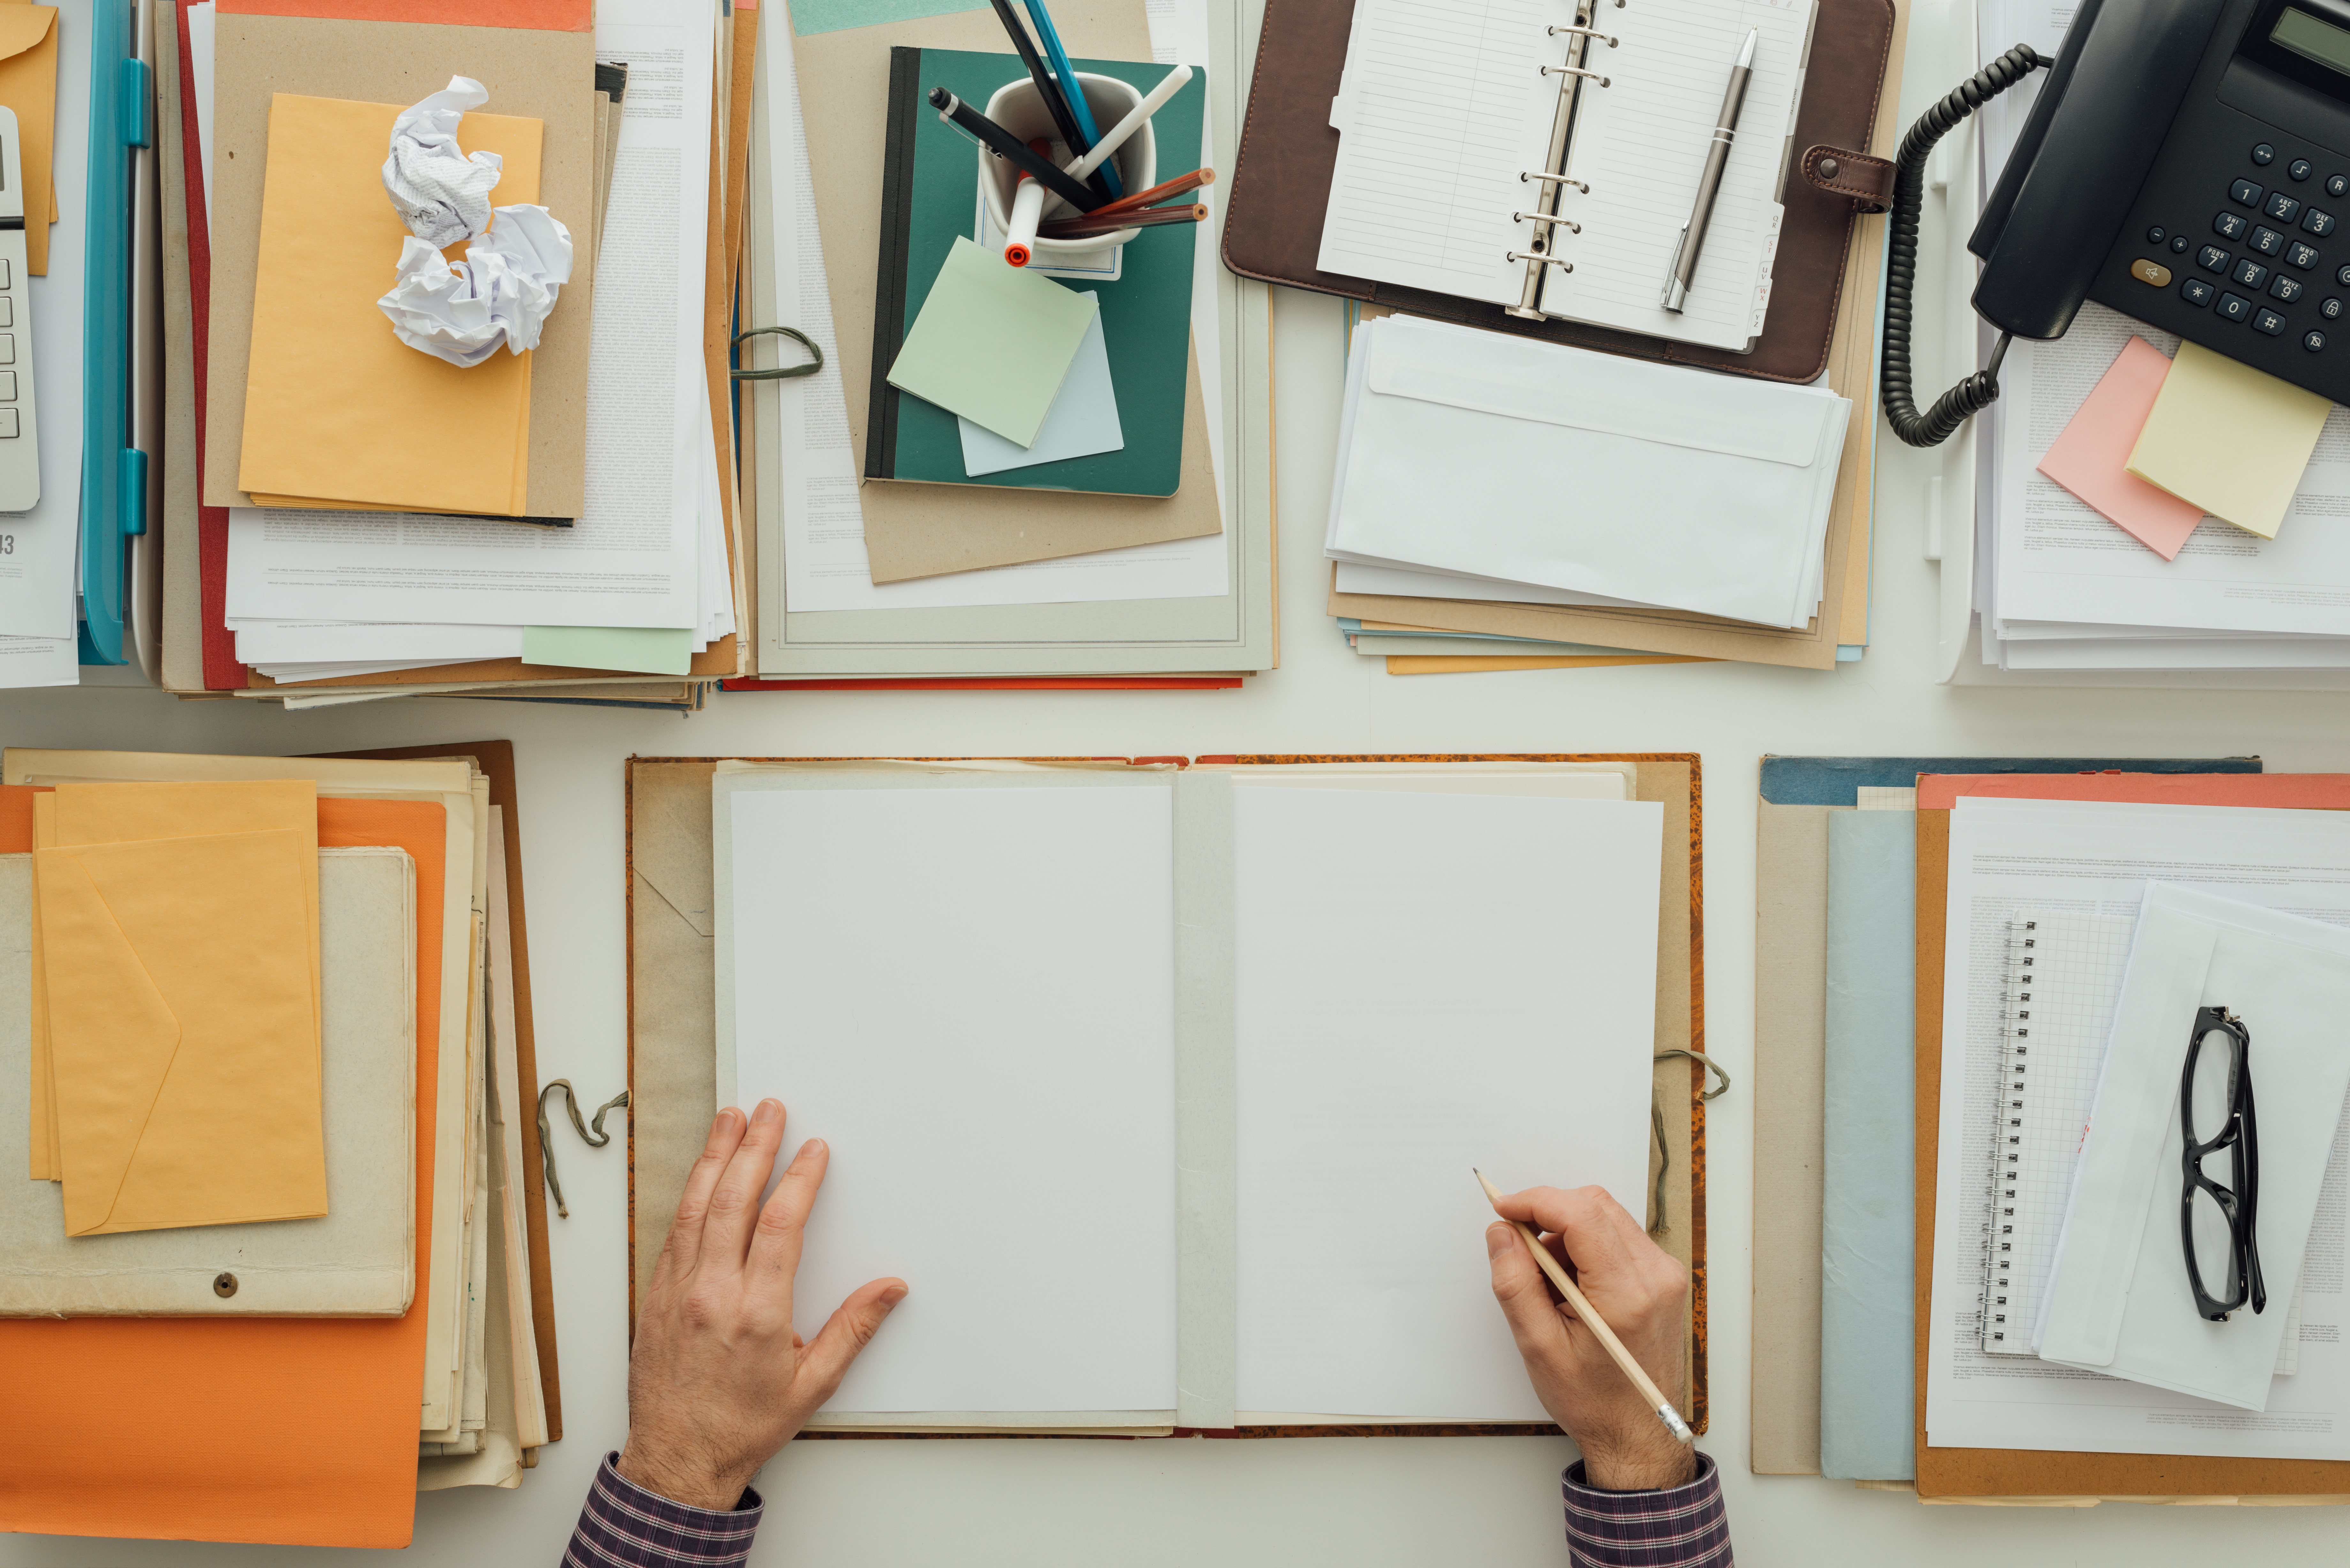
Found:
[1485,1184,1694,1491]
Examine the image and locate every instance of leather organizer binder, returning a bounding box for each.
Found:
[1221,0,1898,383]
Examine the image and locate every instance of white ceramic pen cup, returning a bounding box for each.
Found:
[977,72,1156,266]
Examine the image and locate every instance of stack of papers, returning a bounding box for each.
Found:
[1323,315,1852,632]
[0,748,553,1543]
[208,0,732,694]
[1986,305,2350,673]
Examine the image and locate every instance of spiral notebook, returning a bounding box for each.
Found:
[1315,0,1815,352]
[1979,911,2135,1356]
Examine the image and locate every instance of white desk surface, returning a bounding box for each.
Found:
[8,290,2350,1567]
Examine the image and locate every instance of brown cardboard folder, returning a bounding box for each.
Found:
[1912,809,2350,1500]
[625,753,1709,1435]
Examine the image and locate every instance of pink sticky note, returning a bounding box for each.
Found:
[2036,336,2209,560]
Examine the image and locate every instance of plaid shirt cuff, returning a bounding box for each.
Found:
[564,1452,764,1568]
[1561,1451,1731,1568]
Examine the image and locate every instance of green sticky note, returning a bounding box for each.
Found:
[2126,339,2333,539]
[886,235,1097,448]
[791,0,979,33]
[522,625,694,676]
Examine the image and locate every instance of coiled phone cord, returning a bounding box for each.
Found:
[1881,43,2048,448]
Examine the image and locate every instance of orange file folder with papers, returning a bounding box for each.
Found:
[0,793,447,1548]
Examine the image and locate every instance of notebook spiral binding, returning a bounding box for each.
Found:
[1981,917,2039,1352]
[1504,0,1619,318]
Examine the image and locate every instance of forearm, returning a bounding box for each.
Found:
[563,1451,763,1568]
[1561,1450,1731,1568]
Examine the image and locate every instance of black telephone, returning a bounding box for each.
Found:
[1884,0,2350,446]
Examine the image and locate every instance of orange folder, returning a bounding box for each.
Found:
[0,791,447,1547]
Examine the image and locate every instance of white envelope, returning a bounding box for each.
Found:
[2036,882,2350,1410]
[1323,315,1850,629]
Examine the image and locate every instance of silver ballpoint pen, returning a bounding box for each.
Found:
[1661,27,1757,313]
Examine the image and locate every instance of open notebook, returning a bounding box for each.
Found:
[710,760,1663,1431]
[1317,0,1812,351]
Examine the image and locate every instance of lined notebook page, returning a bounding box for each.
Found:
[1542,0,1811,349]
[1315,0,1573,305]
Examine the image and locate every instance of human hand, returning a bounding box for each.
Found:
[1485,1184,1693,1491]
[618,1100,906,1510]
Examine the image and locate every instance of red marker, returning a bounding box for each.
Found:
[1004,138,1053,267]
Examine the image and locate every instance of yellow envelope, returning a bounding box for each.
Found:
[237,94,543,516]
[36,829,325,1236]
[27,781,321,1184]
[0,4,59,275]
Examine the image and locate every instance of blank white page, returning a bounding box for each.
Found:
[726,784,1179,1415]
[1315,0,1572,305]
[1232,787,1662,1419]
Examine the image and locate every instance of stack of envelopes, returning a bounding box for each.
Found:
[0,747,556,1548]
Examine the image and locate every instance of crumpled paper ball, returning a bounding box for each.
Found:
[375,76,574,367]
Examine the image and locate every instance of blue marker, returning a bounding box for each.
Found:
[1021,0,1124,197]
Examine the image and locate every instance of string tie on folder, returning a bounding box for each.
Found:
[537,1080,627,1219]
[730,324,825,381]
[376,76,575,369]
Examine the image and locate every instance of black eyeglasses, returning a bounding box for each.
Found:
[2181,1006,2265,1323]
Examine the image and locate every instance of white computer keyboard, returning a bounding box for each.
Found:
[0,105,39,512]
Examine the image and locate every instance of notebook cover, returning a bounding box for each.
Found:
[1749,756,2259,1478]
[866,49,1201,496]
[626,753,1705,1437]
[1222,0,1896,385]
[1912,779,2350,1500]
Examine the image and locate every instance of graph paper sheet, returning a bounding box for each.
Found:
[1925,798,2350,1460]
[1981,912,2135,1355]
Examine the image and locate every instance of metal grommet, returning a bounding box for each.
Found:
[213,1272,238,1298]
[1817,156,1841,180]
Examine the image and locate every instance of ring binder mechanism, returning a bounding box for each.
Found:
[1507,0,1610,320]
[1311,0,1812,352]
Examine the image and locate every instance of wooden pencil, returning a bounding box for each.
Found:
[1037,203,1207,238]
[1086,165,1216,218]
[1474,1168,1694,1444]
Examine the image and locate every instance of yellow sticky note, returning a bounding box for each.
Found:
[2126,340,2334,539]
[0,5,59,276]
[238,94,542,516]
[36,829,325,1236]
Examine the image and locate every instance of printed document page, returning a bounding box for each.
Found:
[222,0,714,633]
[1232,786,1660,1420]
[1926,798,2350,1459]
[723,783,1180,1416]
[1993,304,2350,641]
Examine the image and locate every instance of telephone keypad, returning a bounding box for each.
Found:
[2294,159,2316,181]
[2236,258,2272,290]
[2233,178,2267,205]
[2172,234,2191,254]
[2309,331,2328,351]
[2216,211,2249,240]
[2254,144,2277,165]
[2203,244,2234,272]
[2291,241,2323,269]
[2273,275,2305,303]
[2308,208,2337,237]
[2256,307,2289,335]
[2148,225,2167,244]
[2218,291,2255,323]
[2333,174,2349,197]
[2269,192,2303,223]
[2252,226,2287,256]
[2183,277,2217,307]
[2326,297,2344,320]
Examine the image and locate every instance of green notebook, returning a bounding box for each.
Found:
[867,46,1203,496]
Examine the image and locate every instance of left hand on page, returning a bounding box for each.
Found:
[618,1101,908,1510]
